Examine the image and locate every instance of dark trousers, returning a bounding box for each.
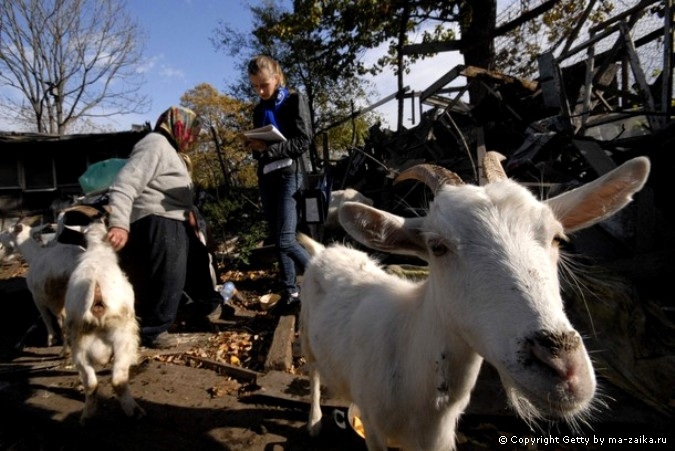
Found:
[119,215,188,338]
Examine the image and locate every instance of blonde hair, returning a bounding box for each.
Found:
[248,54,285,86]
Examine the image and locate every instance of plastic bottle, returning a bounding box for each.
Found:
[219,281,236,304]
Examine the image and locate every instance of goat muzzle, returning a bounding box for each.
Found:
[527,330,593,397]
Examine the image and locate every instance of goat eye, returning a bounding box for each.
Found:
[430,241,448,256]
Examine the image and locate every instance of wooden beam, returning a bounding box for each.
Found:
[401,0,559,56]
[419,65,466,105]
[317,87,410,134]
[572,139,617,176]
[401,40,462,56]
[494,0,559,37]
[558,0,598,57]
[476,127,488,186]
[264,314,296,372]
[661,0,673,126]
[589,0,659,34]
[461,66,538,91]
[620,22,659,130]
[183,355,262,381]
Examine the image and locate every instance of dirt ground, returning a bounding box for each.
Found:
[0,257,671,451]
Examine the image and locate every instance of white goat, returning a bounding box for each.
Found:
[298,155,651,451]
[65,221,145,424]
[0,217,84,350]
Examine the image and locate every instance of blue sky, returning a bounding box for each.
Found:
[116,0,257,129]
[120,0,465,132]
[0,0,467,132]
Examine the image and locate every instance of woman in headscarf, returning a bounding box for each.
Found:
[107,106,217,349]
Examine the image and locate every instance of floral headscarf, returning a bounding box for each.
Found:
[154,106,201,153]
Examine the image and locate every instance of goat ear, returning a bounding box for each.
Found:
[22,215,43,227]
[339,202,427,258]
[547,156,650,233]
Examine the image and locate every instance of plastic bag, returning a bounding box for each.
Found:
[78,158,127,195]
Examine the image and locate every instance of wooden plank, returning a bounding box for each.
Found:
[317,86,410,134]
[476,127,488,186]
[559,0,599,57]
[399,1,559,56]
[461,66,539,91]
[589,0,659,34]
[572,139,617,176]
[660,0,673,128]
[264,314,296,371]
[538,51,562,110]
[619,23,660,131]
[184,355,262,381]
[418,65,466,106]
[400,40,462,56]
[494,0,558,37]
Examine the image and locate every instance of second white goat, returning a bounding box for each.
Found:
[0,218,84,350]
[65,221,145,424]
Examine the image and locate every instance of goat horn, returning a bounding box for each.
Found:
[394,164,463,194]
[483,151,507,183]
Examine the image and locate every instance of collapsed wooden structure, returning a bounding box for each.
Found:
[0,129,149,225]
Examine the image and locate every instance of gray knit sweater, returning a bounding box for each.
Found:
[107,132,193,231]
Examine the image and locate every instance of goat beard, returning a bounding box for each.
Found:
[502,380,598,434]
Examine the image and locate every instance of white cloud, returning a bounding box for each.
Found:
[136,55,160,74]
[159,65,186,79]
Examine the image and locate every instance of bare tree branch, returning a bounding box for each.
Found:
[0,0,149,134]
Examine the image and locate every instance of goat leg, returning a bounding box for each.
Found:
[307,367,323,436]
[362,412,389,451]
[77,360,99,424]
[111,333,145,419]
[111,364,145,419]
[113,381,145,419]
[34,303,59,347]
[12,314,41,355]
[80,386,99,424]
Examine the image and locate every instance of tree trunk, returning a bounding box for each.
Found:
[461,0,497,105]
[396,3,412,131]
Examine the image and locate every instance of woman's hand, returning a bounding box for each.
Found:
[244,137,267,153]
[107,226,129,251]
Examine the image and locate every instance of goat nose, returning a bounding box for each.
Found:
[528,330,583,380]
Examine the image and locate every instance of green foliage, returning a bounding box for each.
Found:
[180,83,256,190]
[199,185,268,268]
[495,0,615,78]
